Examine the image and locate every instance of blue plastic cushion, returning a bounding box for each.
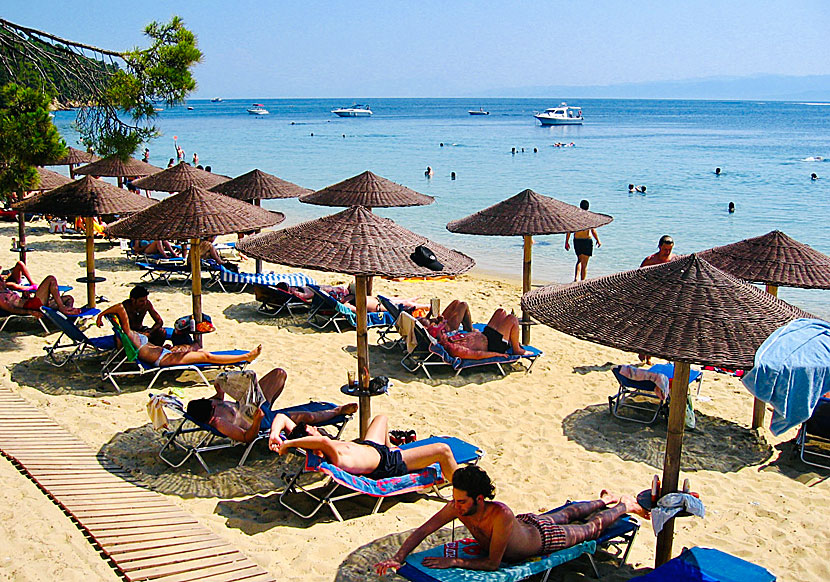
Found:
[398,538,596,582]
[631,547,775,582]
[399,436,483,466]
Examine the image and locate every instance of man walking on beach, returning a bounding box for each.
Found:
[564,199,603,281]
[375,466,648,574]
[640,235,676,267]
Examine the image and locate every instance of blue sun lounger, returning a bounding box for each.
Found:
[158,396,352,473]
[609,363,703,425]
[398,502,640,582]
[306,284,395,332]
[400,314,542,379]
[630,546,775,581]
[209,263,316,293]
[280,435,484,522]
[41,306,115,368]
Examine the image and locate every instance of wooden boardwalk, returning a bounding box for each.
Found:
[0,387,274,582]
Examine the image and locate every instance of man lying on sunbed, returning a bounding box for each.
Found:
[0,270,80,317]
[281,282,429,315]
[269,413,458,480]
[375,466,649,574]
[430,308,532,359]
[100,303,261,368]
[185,367,358,443]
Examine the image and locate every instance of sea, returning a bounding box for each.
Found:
[50,98,830,318]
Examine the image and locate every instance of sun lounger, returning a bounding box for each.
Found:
[306,284,395,332]
[796,396,830,470]
[158,396,352,473]
[630,546,775,581]
[254,284,313,321]
[136,258,192,286]
[376,295,406,350]
[609,363,702,425]
[1,299,93,334]
[209,263,316,292]
[400,314,542,379]
[280,435,484,521]
[41,306,115,369]
[398,502,640,582]
[101,318,251,392]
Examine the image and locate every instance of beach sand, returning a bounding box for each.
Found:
[0,221,827,581]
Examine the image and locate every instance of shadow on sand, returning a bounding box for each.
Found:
[562,403,772,472]
[756,439,829,487]
[333,526,652,582]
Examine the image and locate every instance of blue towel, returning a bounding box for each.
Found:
[741,318,830,435]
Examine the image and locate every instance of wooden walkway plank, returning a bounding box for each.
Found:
[124,554,257,581]
[119,545,240,572]
[142,561,267,582]
[110,538,229,561]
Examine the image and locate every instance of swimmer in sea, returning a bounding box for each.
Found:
[628,184,635,193]
[728,201,735,213]
[635,185,646,193]
[811,173,819,180]
[425,166,433,177]
[715,167,721,175]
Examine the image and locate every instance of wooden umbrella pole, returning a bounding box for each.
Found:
[117,176,123,188]
[751,284,779,429]
[655,360,691,567]
[253,199,262,274]
[190,238,203,348]
[17,211,26,264]
[69,164,75,179]
[85,217,96,308]
[521,235,533,345]
[355,275,371,438]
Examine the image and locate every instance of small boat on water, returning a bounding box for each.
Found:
[247,104,269,115]
[210,97,223,102]
[153,107,164,112]
[187,106,194,110]
[468,107,489,115]
[534,102,583,125]
[331,104,372,117]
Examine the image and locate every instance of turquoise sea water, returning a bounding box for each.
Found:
[52,98,830,318]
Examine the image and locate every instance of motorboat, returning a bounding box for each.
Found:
[534,103,583,125]
[210,97,223,102]
[247,104,269,115]
[331,104,373,117]
[468,107,489,115]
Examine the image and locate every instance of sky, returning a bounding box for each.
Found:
[4,0,830,97]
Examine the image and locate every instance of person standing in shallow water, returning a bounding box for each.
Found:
[564,200,602,281]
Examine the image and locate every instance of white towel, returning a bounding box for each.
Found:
[146,394,170,430]
[651,493,705,535]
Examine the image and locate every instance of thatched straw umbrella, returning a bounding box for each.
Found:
[11,168,74,264]
[448,189,612,344]
[211,169,312,273]
[299,170,434,208]
[698,230,830,428]
[48,146,100,178]
[521,254,811,566]
[133,161,229,192]
[14,176,155,307]
[238,206,474,436]
[74,155,160,188]
[107,186,282,343]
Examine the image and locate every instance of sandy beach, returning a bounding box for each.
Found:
[1,220,827,582]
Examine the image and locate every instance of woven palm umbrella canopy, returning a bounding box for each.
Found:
[15,176,156,307]
[133,161,229,192]
[211,169,312,274]
[522,254,810,566]
[74,155,160,188]
[300,170,434,208]
[210,169,312,201]
[108,186,283,342]
[10,168,74,264]
[698,230,830,428]
[448,189,613,343]
[238,206,474,436]
[49,147,100,178]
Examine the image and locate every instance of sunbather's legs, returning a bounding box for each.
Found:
[544,494,647,548]
[288,403,358,424]
[486,309,530,355]
[159,344,262,366]
[259,367,288,403]
[34,275,79,315]
[442,300,472,331]
[363,414,392,447]
[400,442,458,480]
[6,261,33,285]
[144,241,162,255]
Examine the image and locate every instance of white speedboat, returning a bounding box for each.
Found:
[534,103,583,125]
[331,104,373,117]
[247,104,269,115]
[468,107,489,115]
[210,97,223,102]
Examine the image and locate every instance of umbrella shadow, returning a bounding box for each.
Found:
[573,361,618,375]
[333,526,649,581]
[9,353,222,397]
[99,423,296,499]
[80,256,139,272]
[756,439,829,486]
[221,302,317,333]
[562,403,772,472]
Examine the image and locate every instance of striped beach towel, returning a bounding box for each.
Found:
[218,266,316,287]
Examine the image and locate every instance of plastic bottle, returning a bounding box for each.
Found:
[651,475,660,504]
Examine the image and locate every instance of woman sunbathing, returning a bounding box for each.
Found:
[100,303,261,367]
[434,308,531,360]
[0,271,80,317]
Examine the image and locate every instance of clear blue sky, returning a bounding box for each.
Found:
[5,0,830,97]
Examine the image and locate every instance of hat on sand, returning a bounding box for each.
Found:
[411,245,443,271]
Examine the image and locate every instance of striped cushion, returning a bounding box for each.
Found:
[219,267,316,287]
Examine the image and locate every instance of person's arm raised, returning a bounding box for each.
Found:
[267,413,297,452]
[210,408,263,443]
[375,502,457,575]
[148,302,164,331]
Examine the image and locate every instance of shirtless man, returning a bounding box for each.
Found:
[96,285,163,341]
[269,413,458,480]
[640,235,676,267]
[0,272,80,317]
[434,309,530,360]
[185,368,358,443]
[375,466,649,574]
[564,200,602,281]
